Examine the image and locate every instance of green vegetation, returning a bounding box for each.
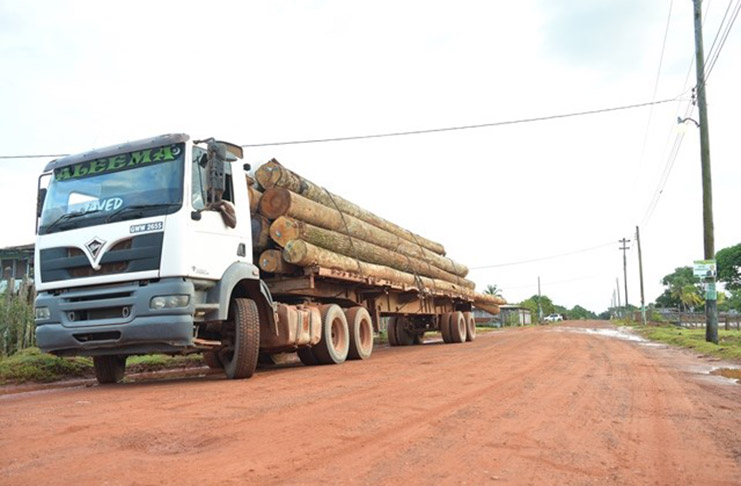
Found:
[716,243,741,290]
[0,347,92,384]
[654,266,704,311]
[0,349,206,385]
[1,294,35,356]
[484,284,503,298]
[634,326,741,361]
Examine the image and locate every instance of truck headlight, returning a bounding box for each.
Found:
[35,306,51,320]
[150,295,190,310]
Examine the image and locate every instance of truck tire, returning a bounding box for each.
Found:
[312,304,349,364]
[203,351,223,369]
[298,347,319,366]
[93,355,126,384]
[345,306,374,360]
[440,312,453,343]
[464,311,476,342]
[387,317,400,346]
[450,311,467,343]
[220,298,260,379]
[395,317,415,346]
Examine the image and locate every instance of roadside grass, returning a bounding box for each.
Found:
[633,325,741,361]
[0,348,92,384]
[0,349,206,385]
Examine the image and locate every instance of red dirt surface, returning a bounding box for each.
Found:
[1,320,739,485]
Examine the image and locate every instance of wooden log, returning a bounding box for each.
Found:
[255,159,447,255]
[283,240,478,299]
[251,215,271,253]
[248,184,263,216]
[473,292,507,306]
[473,302,501,316]
[270,216,475,289]
[260,188,469,278]
[258,249,299,274]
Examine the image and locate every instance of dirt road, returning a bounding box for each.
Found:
[1,321,739,485]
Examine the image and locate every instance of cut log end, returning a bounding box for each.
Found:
[259,187,292,219]
[255,159,284,189]
[270,216,301,248]
[259,249,299,274]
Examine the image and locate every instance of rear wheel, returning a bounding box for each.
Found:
[312,304,349,364]
[297,347,319,366]
[219,298,260,379]
[346,307,374,360]
[387,317,400,346]
[450,311,467,343]
[440,312,453,343]
[93,355,126,384]
[203,351,223,369]
[464,311,476,342]
[394,317,415,346]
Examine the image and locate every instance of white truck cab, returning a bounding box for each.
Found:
[34,134,275,382]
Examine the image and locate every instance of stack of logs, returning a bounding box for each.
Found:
[248,159,505,314]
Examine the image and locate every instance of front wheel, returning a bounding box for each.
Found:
[93,355,126,384]
[219,298,260,379]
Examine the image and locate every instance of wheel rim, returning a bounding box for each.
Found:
[359,319,372,349]
[331,317,347,353]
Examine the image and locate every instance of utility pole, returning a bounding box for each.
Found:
[616,278,622,317]
[619,238,631,310]
[636,226,647,326]
[692,0,718,344]
[537,276,543,322]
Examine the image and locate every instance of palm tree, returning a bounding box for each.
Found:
[484,284,503,298]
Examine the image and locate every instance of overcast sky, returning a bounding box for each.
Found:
[1,0,739,313]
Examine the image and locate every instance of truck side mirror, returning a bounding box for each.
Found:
[37,188,47,218]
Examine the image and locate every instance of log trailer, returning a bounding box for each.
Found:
[33,134,499,384]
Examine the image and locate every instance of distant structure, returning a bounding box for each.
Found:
[499,305,532,326]
[0,243,34,294]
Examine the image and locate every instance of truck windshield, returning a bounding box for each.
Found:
[38,143,185,235]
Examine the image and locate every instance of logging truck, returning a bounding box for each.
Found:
[33,134,502,384]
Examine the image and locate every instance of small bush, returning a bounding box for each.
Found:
[0,347,92,384]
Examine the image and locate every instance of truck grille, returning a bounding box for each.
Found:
[40,232,163,283]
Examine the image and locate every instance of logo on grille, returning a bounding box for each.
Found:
[85,237,106,260]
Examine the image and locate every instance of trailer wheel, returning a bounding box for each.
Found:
[450,311,467,343]
[219,298,260,379]
[395,317,415,346]
[298,347,319,366]
[464,311,476,342]
[387,317,400,346]
[345,306,374,360]
[440,312,453,343]
[312,304,349,364]
[93,355,127,384]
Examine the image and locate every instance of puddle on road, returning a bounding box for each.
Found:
[551,326,657,345]
[551,326,741,385]
[711,368,741,384]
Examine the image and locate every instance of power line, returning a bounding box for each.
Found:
[629,0,675,198]
[239,98,681,148]
[703,0,741,82]
[0,97,683,159]
[468,241,615,270]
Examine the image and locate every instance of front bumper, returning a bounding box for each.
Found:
[35,278,197,357]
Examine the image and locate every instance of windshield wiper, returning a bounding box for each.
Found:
[106,203,181,223]
[44,208,102,233]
